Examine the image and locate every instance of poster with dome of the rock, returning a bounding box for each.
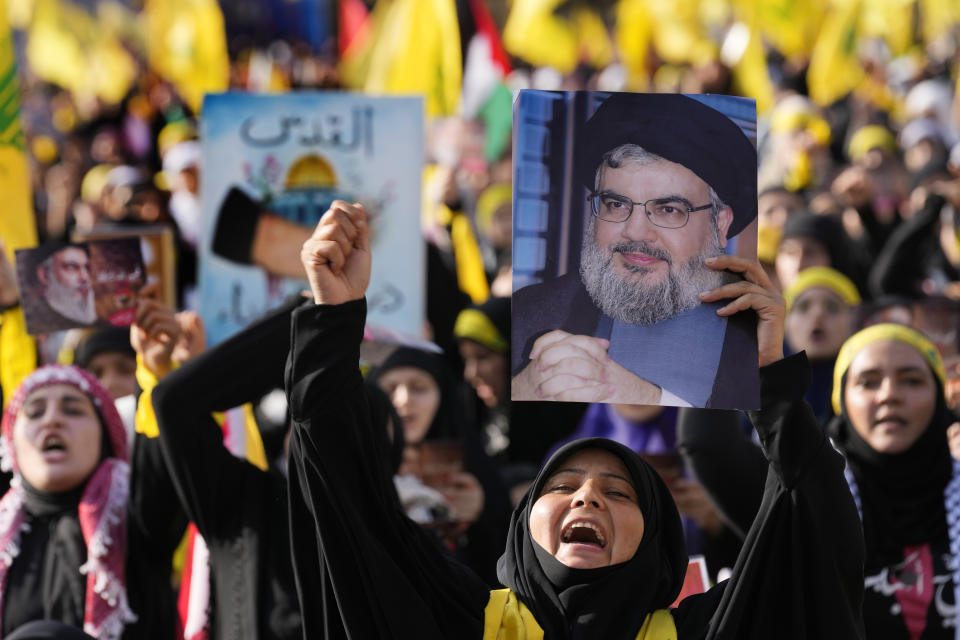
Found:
[198,93,424,345]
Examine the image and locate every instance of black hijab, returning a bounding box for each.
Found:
[497,438,687,640]
[369,347,463,441]
[828,366,956,564]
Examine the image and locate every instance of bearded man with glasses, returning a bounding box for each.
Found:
[512,93,762,409]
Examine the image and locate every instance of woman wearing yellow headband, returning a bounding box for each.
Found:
[783,267,860,421]
[828,323,960,638]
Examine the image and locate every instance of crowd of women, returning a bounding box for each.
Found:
[2,2,960,638]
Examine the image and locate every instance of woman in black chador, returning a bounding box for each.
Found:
[285,201,865,639]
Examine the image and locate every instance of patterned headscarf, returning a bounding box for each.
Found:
[0,365,134,639]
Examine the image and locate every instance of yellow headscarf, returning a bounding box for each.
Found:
[847,125,897,163]
[784,267,861,312]
[832,323,946,414]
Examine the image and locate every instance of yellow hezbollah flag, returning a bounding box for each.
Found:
[0,0,37,405]
[726,1,775,114]
[26,0,137,105]
[503,0,577,73]
[807,0,864,107]
[754,0,825,59]
[354,0,461,118]
[615,0,653,90]
[144,0,229,114]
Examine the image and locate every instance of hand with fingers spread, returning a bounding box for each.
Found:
[301,200,371,305]
[131,282,181,378]
[698,254,786,367]
[512,329,661,404]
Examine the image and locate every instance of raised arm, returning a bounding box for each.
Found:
[675,256,864,639]
[286,201,488,639]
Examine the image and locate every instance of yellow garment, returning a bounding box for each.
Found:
[784,266,861,312]
[144,0,229,114]
[482,589,676,640]
[450,211,490,305]
[832,323,946,414]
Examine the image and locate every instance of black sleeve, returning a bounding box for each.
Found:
[211,187,262,265]
[676,408,766,539]
[285,299,489,640]
[150,297,299,540]
[674,353,865,640]
[867,194,945,299]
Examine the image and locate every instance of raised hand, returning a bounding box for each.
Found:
[130,282,181,378]
[300,201,371,306]
[699,254,786,367]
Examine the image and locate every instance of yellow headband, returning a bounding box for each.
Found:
[784,267,861,312]
[476,184,512,236]
[847,125,897,162]
[832,323,946,414]
[770,109,831,145]
[454,308,508,354]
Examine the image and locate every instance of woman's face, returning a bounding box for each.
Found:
[377,366,441,444]
[844,340,938,454]
[458,340,508,408]
[530,448,645,570]
[13,384,103,493]
[785,287,853,361]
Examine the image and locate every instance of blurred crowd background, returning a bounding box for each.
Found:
[2,0,960,630]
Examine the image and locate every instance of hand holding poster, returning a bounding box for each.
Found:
[511,91,761,409]
[199,93,425,345]
[15,239,145,335]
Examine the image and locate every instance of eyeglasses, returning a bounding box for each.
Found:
[586,192,713,229]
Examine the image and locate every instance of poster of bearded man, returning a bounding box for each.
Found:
[511,92,760,409]
[15,239,145,335]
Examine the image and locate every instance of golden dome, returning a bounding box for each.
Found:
[284,154,338,190]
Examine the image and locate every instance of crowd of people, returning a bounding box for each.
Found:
[0,0,960,638]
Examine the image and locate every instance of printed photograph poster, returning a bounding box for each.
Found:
[73,225,178,311]
[511,91,760,409]
[15,239,145,335]
[199,92,425,345]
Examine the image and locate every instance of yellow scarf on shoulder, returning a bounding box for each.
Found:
[483,588,676,640]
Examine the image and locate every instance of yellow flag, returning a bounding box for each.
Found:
[726,2,775,114]
[644,0,716,66]
[503,0,578,73]
[754,0,826,59]
[807,0,864,107]
[144,0,229,114]
[0,0,37,405]
[26,0,136,104]
[348,0,461,118]
[615,0,653,90]
[860,0,914,57]
[919,0,960,47]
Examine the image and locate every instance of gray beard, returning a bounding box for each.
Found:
[579,220,727,326]
[45,277,96,325]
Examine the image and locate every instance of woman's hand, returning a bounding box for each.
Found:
[700,254,786,367]
[300,201,371,305]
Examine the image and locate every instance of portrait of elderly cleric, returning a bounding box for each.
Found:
[511,92,760,409]
[16,243,99,334]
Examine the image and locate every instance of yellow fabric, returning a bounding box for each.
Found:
[455,308,508,354]
[847,125,897,162]
[807,0,864,107]
[450,212,490,305]
[0,2,37,409]
[26,0,136,104]
[482,589,677,640]
[860,0,915,56]
[134,355,162,438]
[350,0,461,118]
[918,0,960,47]
[646,0,717,66]
[615,0,653,90]
[757,223,782,264]
[211,404,269,472]
[725,6,775,114]
[833,323,947,414]
[144,0,229,114]
[570,7,614,71]
[769,110,831,146]
[754,0,825,58]
[476,184,512,237]
[0,308,36,411]
[784,266,861,312]
[503,0,577,73]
